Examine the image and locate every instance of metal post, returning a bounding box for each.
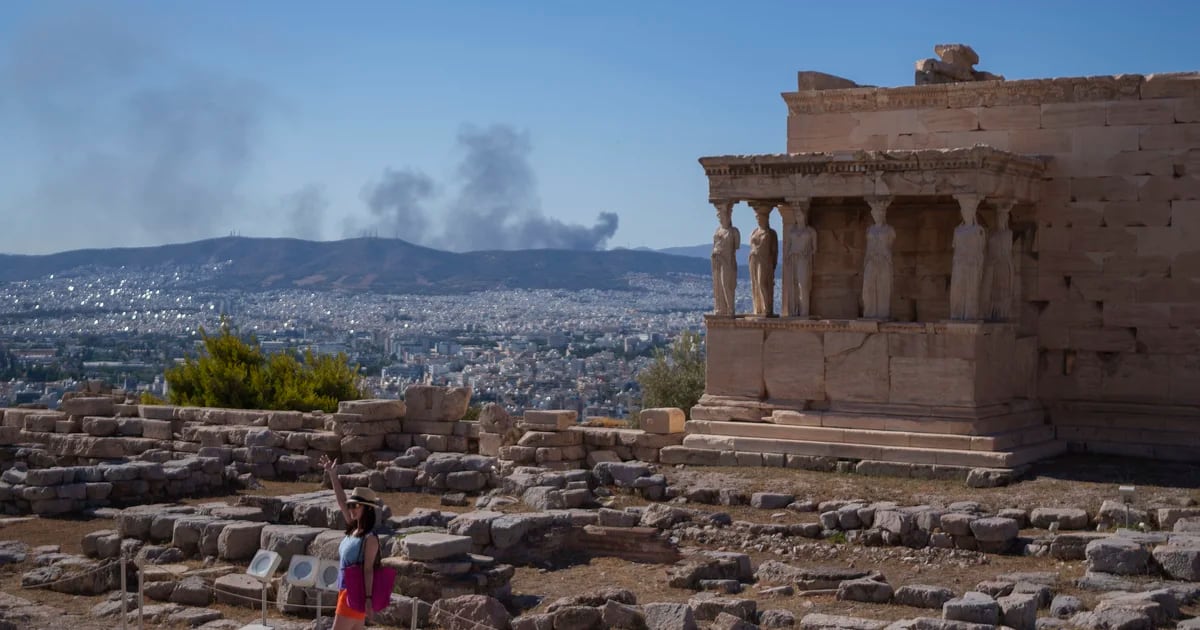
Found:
[137,557,144,630]
[316,591,322,624]
[261,578,268,627]
[120,554,128,630]
[411,598,419,630]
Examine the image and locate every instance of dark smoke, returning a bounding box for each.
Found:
[356,168,436,242]
[0,8,269,252]
[282,185,328,240]
[438,124,619,251]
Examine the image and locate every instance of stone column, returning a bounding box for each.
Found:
[950,194,987,321]
[983,199,1015,321]
[710,199,740,317]
[748,201,779,317]
[861,196,895,320]
[780,198,816,318]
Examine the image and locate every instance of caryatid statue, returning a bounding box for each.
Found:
[983,200,1015,321]
[748,202,779,317]
[861,196,895,320]
[782,199,817,318]
[710,200,740,317]
[950,194,987,320]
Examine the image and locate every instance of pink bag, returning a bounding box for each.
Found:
[342,534,396,613]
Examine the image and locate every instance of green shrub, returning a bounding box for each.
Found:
[636,330,705,415]
[166,321,367,412]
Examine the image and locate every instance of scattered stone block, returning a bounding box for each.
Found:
[522,410,577,431]
[1085,537,1150,575]
[401,532,472,561]
[1031,508,1090,530]
[644,602,698,630]
[1152,542,1200,581]
[1051,595,1084,618]
[640,408,685,434]
[837,577,893,604]
[943,592,1000,626]
[999,593,1038,630]
[895,585,956,609]
[214,573,273,608]
[751,493,795,510]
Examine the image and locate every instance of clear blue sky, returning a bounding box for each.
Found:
[1,1,1197,255]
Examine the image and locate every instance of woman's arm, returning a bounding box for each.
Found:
[363,534,379,617]
[318,454,352,525]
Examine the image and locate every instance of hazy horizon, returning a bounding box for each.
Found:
[2,2,1198,255]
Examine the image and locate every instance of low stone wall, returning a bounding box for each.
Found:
[0,456,227,515]
[484,407,686,470]
[0,387,489,515]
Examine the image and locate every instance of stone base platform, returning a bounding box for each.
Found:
[683,397,1064,469]
[673,432,1065,468]
[1052,401,1200,462]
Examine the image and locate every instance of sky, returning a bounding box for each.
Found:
[1,1,1198,255]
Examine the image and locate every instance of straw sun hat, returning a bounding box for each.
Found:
[346,487,382,508]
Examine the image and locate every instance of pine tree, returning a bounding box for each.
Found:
[166,321,366,412]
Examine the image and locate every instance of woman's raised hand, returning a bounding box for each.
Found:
[318,454,338,477]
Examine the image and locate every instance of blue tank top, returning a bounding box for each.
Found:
[337,534,370,590]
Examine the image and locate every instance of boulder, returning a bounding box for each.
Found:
[644,602,698,630]
[895,585,956,609]
[1030,508,1090,530]
[259,525,324,566]
[688,594,756,622]
[1085,537,1150,575]
[602,599,646,629]
[837,577,893,604]
[431,594,511,630]
[798,613,887,630]
[1051,595,1084,618]
[218,522,266,561]
[401,532,473,561]
[1151,542,1200,581]
[943,592,1000,626]
[998,593,1038,630]
[213,573,273,608]
[751,493,795,510]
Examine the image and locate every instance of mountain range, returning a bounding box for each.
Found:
[0,237,716,293]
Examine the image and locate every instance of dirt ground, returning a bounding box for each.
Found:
[1,455,1198,628]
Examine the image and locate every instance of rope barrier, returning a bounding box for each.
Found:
[17,558,120,590]
[18,555,500,629]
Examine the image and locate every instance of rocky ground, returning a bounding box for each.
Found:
[0,455,1197,629]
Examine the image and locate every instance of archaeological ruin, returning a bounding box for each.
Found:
[691,43,1200,469]
[1,44,1200,630]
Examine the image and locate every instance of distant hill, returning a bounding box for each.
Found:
[0,237,710,293]
[653,243,750,268]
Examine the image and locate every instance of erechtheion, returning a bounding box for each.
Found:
[685,44,1200,470]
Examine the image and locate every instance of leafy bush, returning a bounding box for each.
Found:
[636,330,705,414]
[166,322,367,412]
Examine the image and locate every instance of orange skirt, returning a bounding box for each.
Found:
[336,589,366,620]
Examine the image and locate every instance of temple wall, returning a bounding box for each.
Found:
[784,74,1200,458]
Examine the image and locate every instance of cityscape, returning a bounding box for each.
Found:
[0,259,731,418]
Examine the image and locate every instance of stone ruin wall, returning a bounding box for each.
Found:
[785,72,1200,460]
[0,386,685,516]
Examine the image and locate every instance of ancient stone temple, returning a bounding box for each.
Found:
[686,45,1200,469]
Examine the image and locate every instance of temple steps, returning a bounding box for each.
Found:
[685,420,1056,452]
[767,408,1047,436]
[679,433,1066,468]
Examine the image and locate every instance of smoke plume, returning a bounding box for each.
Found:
[282,185,328,240]
[0,7,269,252]
[355,168,436,242]
[440,124,619,251]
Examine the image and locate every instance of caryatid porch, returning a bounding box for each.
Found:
[686,147,1065,469]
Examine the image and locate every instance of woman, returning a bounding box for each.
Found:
[320,455,382,629]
